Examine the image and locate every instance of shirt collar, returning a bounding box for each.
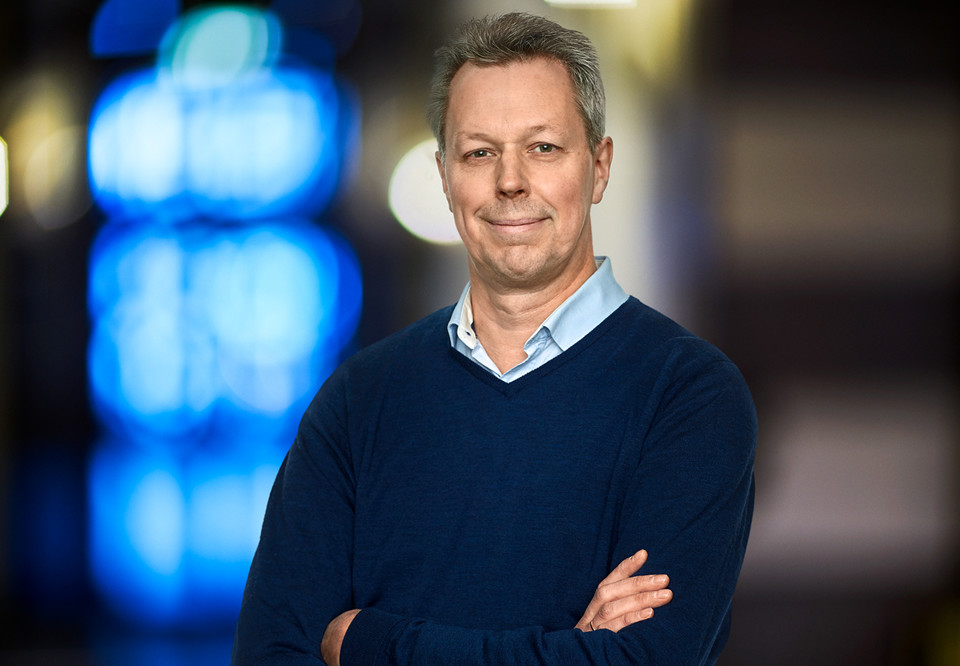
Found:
[448,282,479,349]
[446,256,628,352]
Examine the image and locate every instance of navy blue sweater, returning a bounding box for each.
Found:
[233,297,756,665]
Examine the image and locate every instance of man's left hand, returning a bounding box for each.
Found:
[321,608,360,666]
[575,549,672,633]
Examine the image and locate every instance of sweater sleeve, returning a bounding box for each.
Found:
[232,375,357,664]
[339,347,757,665]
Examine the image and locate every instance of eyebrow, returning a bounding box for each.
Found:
[453,125,564,144]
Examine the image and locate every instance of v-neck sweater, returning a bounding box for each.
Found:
[233,297,757,665]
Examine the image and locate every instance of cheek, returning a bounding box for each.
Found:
[447,186,477,234]
[447,176,476,209]
[551,180,591,221]
[548,163,594,205]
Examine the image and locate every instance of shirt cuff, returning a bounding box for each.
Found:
[340,608,407,665]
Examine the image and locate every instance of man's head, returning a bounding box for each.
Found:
[432,14,613,296]
[428,12,606,161]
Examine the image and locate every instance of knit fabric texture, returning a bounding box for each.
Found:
[233,297,757,665]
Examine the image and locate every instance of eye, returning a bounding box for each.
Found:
[533,143,557,154]
[467,149,491,159]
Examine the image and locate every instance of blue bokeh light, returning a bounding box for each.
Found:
[89,442,185,625]
[89,437,281,627]
[84,1,364,630]
[158,6,284,88]
[88,219,361,446]
[88,66,348,220]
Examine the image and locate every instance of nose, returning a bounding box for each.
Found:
[496,150,528,198]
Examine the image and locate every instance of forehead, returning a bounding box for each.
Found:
[446,57,584,140]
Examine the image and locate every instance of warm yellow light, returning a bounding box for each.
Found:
[3,73,90,229]
[0,137,8,217]
[388,138,461,245]
[590,0,694,85]
[23,125,90,230]
[545,0,636,6]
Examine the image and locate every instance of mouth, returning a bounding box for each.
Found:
[485,216,547,231]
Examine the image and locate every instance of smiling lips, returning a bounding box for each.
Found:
[490,217,543,227]
[481,209,550,230]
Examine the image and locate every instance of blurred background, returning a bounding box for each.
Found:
[0,0,956,664]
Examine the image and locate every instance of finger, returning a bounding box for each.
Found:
[579,551,651,626]
[576,550,662,632]
[597,573,670,602]
[597,549,648,587]
[576,553,644,630]
[599,607,656,633]
[594,586,672,627]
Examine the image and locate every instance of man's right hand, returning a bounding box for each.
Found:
[575,550,672,634]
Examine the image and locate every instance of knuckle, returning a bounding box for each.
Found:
[596,604,614,621]
[640,573,664,588]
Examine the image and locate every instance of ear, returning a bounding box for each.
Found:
[436,150,453,213]
[591,137,613,205]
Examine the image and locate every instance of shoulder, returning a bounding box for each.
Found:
[346,306,453,371]
[614,297,729,365]
[318,305,453,395]
[612,300,757,459]
[615,297,753,407]
[298,305,454,433]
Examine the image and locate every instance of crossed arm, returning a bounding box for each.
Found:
[320,549,673,666]
[233,344,757,665]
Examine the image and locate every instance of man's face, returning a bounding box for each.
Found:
[437,57,612,293]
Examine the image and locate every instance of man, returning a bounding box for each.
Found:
[233,12,756,665]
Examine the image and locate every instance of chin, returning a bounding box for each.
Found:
[491,258,563,289]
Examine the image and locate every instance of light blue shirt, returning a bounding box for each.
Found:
[446,257,629,382]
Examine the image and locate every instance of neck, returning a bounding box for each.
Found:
[469,258,597,373]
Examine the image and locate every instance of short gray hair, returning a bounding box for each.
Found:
[428,12,606,160]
